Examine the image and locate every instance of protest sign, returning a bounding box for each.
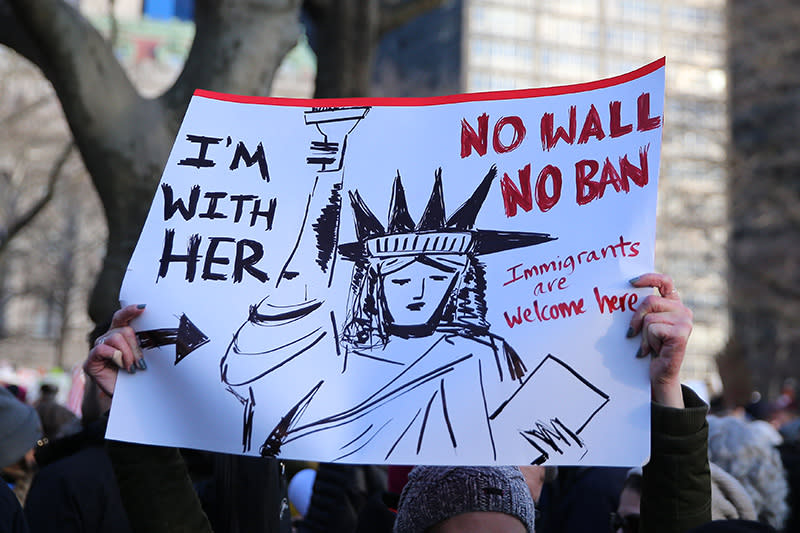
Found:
[107,58,665,466]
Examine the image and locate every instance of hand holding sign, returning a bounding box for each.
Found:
[628,273,693,409]
[85,304,147,396]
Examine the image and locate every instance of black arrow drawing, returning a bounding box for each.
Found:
[137,313,210,365]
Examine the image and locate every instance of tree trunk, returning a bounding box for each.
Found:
[0,0,447,332]
[728,0,800,399]
[0,0,302,324]
[309,0,448,99]
[313,0,381,98]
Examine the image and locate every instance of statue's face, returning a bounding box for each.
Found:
[380,258,458,328]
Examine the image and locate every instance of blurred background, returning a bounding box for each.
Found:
[0,0,795,418]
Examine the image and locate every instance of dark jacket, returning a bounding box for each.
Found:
[296,463,387,533]
[106,441,291,533]
[24,445,132,533]
[536,466,629,533]
[21,418,131,533]
[105,386,711,533]
[641,385,711,533]
[0,482,28,533]
[107,441,214,533]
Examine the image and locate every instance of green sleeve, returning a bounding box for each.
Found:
[640,385,711,533]
[106,440,215,533]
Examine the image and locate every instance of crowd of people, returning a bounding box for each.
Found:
[1,272,799,532]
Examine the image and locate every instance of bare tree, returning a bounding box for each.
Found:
[0,0,447,331]
[0,142,72,255]
[727,0,800,399]
[0,0,301,327]
[0,49,92,359]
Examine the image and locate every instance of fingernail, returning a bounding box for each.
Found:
[137,304,147,309]
[626,327,636,338]
[136,358,147,371]
[629,276,641,284]
[635,347,646,358]
[127,364,137,374]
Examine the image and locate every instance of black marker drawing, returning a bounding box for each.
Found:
[219,107,610,464]
[220,106,370,452]
[138,313,210,365]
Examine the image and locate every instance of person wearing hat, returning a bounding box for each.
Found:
[0,387,42,475]
[0,385,42,532]
[393,466,536,532]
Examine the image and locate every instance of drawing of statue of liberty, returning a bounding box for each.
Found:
[220,107,609,464]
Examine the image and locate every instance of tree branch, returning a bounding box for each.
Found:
[0,141,73,255]
[161,0,302,125]
[7,0,139,103]
[5,0,148,166]
[378,0,448,36]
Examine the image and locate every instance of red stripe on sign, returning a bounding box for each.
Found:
[193,58,666,107]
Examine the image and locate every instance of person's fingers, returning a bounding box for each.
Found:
[84,343,126,397]
[101,331,140,373]
[628,293,685,337]
[109,304,146,330]
[118,325,146,369]
[637,309,692,359]
[630,272,682,299]
[83,356,117,397]
[106,304,147,370]
[641,320,667,358]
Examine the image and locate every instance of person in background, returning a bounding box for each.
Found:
[537,466,629,533]
[609,468,642,533]
[393,466,536,532]
[3,384,27,404]
[706,414,789,530]
[612,461,761,533]
[32,382,77,443]
[23,376,132,533]
[0,482,28,533]
[0,385,42,532]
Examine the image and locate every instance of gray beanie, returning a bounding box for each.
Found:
[0,386,42,468]
[393,466,535,532]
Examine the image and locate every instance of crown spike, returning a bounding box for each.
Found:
[416,168,446,231]
[349,190,385,241]
[447,165,497,230]
[388,171,416,233]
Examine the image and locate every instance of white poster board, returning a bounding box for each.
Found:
[108,59,665,467]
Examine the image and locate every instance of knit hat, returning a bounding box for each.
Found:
[710,462,757,521]
[707,415,789,528]
[393,466,535,532]
[0,386,42,468]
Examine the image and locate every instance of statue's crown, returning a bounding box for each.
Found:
[339,166,556,261]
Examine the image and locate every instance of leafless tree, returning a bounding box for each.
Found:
[0,0,447,331]
[0,49,102,371]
